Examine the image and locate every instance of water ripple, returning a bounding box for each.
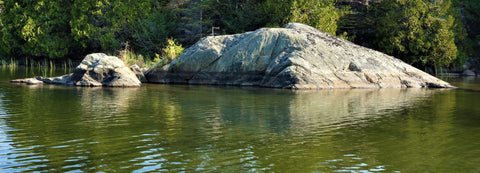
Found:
[0,72,479,172]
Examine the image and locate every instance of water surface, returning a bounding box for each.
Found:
[0,67,479,172]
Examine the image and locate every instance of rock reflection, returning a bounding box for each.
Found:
[139,86,448,172]
[288,88,439,134]
[0,79,458,172]
[179,87,444,135]
[77,87,140,127]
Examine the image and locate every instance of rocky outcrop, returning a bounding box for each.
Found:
[146,23,454,89]
[11,53,141,87]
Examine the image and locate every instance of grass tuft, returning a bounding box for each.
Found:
[117,39,184,69]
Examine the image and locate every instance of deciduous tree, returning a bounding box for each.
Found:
[376,0,460,67]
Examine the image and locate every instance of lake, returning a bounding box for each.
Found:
[0,67,479,172]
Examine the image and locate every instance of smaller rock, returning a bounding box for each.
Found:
[10,53,142,87]
[69,53,141,87]
[462,69,476,76]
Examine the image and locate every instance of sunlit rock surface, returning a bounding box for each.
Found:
[146,23,453,89]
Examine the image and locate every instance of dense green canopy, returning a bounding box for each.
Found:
[376,0,459,67]
[0,0,477,69]
[0,0,175,59]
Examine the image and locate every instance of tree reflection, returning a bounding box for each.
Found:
[1,76,467,172]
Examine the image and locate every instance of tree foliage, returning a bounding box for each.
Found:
[202,0,264,35]
[203,0,345,36]
[262,0,346,35]
[453,0,479,58]
[0,0,175,60]
[375,0,463,67]
[288,0,340,35]
[0,1,74,58]
[0,0,475,69]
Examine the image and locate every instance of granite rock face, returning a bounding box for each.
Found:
[146,23,453,89]
[66,53,141,87]
[11,53,141,87]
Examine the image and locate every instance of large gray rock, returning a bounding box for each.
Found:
[11,53,141,87]
[146,23,453,89]
[62,53,141,87]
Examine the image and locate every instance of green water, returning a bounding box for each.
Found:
[0,67,479,172]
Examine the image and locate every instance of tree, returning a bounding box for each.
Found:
[453,0,479,60]
[448,1,472,66]
[203,0,264,35]
[0,1,7,57]
[288,0,340,35]
[376,0,460,67]
[0,0,176,60]
[202,0,346,36]
[261,0,344,35]
[0,0,75,58]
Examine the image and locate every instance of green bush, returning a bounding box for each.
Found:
[118,39,183,69]
[162,39,184,61]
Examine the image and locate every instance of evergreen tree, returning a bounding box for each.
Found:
[203,0,264,35]
[376,0,459,67]
[453,0,479,58]
[0,0,175,59]
[203,0,345,36]
[0,0,74,58]
[0,0,473,68]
